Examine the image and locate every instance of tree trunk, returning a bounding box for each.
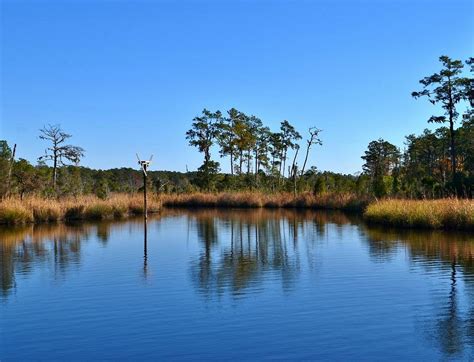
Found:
[293,166,298,197]
[278,150,283,177]
[254,149,258,183]
[301,142,311,176]
[247,149,251,174]
[53,151,58,190]
[449,115,456,179]
[239,150,243,174]
[6,143,16,197]
[290,147,300,178]
[447,76,456,185]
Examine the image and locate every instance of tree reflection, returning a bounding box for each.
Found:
[187,209,352,298]
[2,208,473,357]
[363,226,474,356]
[0,222,108,298]
[435,261,463,355]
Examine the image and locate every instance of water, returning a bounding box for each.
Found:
[1,209,473,360]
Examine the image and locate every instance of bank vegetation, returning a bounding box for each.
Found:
[0,194,161,225]
[364,199,474,230]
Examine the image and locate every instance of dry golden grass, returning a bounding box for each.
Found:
[5,192,470,230]
[0,194,162,225]
[364,198,474,230]
[161,192,368,211]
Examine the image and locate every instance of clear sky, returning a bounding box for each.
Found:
[1,0,473,174]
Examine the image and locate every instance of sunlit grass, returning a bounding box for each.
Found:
[3,193,471,230]
[364,199,474,230]
[0,194,162,225]
[161,192,368,211]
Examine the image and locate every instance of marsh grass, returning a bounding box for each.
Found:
[0,194,162,225]
[3,192,471,230]
[161,192,368,211]
[364,199,474,230]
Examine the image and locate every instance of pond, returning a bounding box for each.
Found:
[1,209,474,360]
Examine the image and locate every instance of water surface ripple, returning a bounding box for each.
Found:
[1,209,473,360]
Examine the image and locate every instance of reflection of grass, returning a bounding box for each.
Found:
[162,207,357,228]
[364,199,474,230]
[364,226,474,274]
[162,192,368,211]
[0,194,161,225]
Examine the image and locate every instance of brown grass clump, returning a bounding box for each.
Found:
[0,194,162,225]
[0,199,34,224]
[364,198,474,230]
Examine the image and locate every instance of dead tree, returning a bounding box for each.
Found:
[38,124,85,189]
[300,127,322,176]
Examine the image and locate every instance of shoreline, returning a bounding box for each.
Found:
[1,193,472,231]
[0,194,161,225]
[161,192,368,212]
[364,199,473,231]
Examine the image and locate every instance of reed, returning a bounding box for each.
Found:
[161,192,368,211]
[0,194,162,225]
[364,199,474,230]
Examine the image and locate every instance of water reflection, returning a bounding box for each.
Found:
[1,223,89,297]
[184,209,348,297]
[437,262,462,355]
[183,209,473,295]
[363,226,474,357]
[1,209,473,358]
[2,211,473,300]
[143,219,148,280]
[0,219,144,298]
[363,226,474,279]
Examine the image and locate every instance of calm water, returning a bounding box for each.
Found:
[1,209,474,360]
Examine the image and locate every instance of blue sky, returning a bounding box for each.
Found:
[1,0,473,174]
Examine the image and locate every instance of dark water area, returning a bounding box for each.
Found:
[1,209,474,360]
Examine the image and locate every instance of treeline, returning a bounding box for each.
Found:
[361,120,473,198]
[0,55,472,199]
[186,55,473,198]
[0,148,194,199]
[0,135,358,198]
[186,108,323,192]
[361,56,473,198]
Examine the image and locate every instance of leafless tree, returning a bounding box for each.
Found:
[300,127,322,176]
[38,124,85,189]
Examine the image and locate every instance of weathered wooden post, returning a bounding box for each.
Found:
[143,167,147,219]
[137,154,153,221]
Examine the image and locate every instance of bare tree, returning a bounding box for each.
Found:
[38,124,85,189]
[290,144,300,179]
[300,127,322,176]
